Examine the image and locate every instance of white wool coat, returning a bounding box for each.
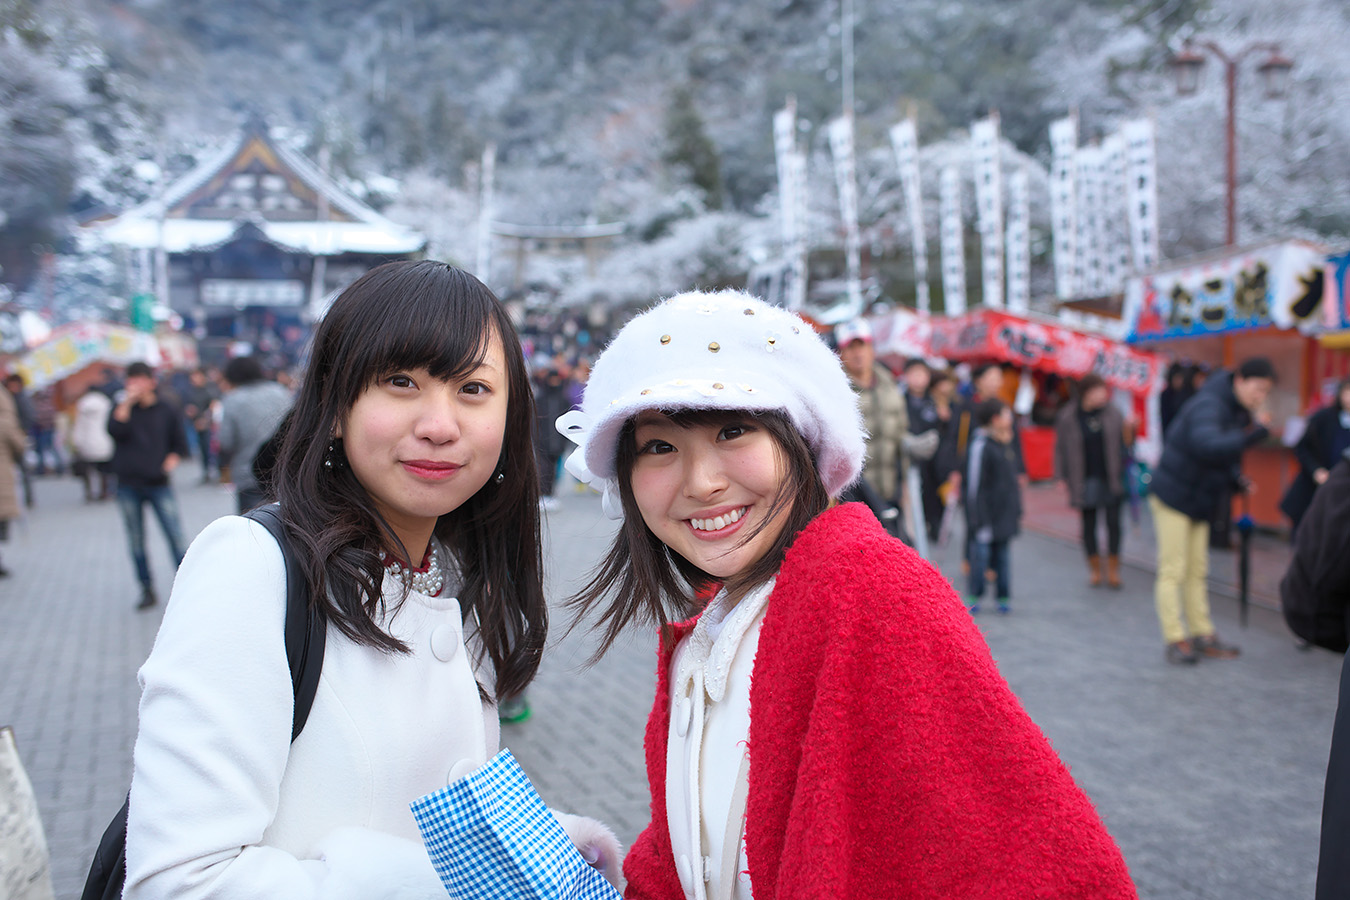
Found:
[124,515,499,899]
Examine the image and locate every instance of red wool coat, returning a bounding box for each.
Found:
[622,502,1136,899]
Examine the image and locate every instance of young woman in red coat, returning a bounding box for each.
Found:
[558,290,1137,900]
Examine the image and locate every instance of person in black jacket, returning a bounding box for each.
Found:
[1148,357,1274,664]
[1280,378,1350,534]
[1278,449,1350,899]
[108,361,190,610]
[963,398,1022,614]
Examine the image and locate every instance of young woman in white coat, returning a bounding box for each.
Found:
[123,260,617,898]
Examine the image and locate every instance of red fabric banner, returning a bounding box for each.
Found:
[926,309,1159,397]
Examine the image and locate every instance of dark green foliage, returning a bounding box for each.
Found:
[663,86,725,211]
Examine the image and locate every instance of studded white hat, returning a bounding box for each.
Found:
[556,289,866,518]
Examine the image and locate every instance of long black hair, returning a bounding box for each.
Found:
[274,260,546,701]
[568,408,830,660]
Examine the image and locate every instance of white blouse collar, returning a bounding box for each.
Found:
[686,577,775,703]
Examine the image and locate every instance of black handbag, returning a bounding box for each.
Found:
[80,504,325,900]
[1081,476,1111,510]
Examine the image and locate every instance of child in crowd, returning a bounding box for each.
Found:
[964,397,1024,614]
[560,290,1135,899]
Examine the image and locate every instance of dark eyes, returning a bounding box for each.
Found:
[718,424,749,441]
[638,439,675,455]
[636,423,752,455]
[384,374,489,395]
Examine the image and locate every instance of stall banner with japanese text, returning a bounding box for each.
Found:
[928,309,1159,397]
[11,323,195,390]
[1123,241,1329,342]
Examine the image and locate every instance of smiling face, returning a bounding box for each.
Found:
[340,332,509,559]
[628,410,791,582]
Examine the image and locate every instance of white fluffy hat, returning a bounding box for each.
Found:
[556,289,865,518]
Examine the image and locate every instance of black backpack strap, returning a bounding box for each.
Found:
[244,503,326,739]
[81,506,326,900]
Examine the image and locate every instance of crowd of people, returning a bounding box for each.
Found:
[5,261,1350,896]
[0,359,295,607]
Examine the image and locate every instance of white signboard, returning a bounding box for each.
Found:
[200,279,306,308]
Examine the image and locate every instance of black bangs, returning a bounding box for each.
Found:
[654,408,769,428]
[322,261,501,406]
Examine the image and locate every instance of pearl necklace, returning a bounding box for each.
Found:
[385,542,445,597]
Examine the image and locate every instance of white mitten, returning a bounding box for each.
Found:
[313,827,449,900]
[551,810,624,889]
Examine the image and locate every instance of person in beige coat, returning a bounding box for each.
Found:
[835,319,938,539]
[0,381,28,576]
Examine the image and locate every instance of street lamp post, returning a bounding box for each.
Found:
[1170,38,1293,247]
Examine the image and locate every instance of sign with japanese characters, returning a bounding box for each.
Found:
[1048,116,1079,300]
[927,309,1159,396]
[972,115,1003,308]
[1123,240,1330,341]
[890,118,930,314]
[939,166,967,315]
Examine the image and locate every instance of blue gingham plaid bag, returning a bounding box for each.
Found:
[410,749,622,900]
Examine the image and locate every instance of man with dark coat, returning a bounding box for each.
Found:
[108,361,190,609]
[1279,449,1350,899]
[1148,357,1274,664]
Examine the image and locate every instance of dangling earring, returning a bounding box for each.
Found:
[494,471,505,484]
[324,439,346,470]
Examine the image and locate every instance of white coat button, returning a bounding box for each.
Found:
[676,854,692,886]
[430,624,461,662]
[702,855,713,883]
[447,757,477,784]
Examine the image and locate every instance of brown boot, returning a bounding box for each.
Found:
[1088,555,1103,588]
[1106,555,1123,589]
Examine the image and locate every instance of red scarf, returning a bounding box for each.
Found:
[622,503,1136,899]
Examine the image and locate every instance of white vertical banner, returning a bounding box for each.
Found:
[971,114,1003,309]
[773,101,809,311]
[828,115,864,316]
[889,119,930,314]
[475,142,496,285]
[1123,117,1161,275]
[1049,116,1079,300]
[1005,165,1031,313]
[1076,145,1105,297]
[788,147,809,310]
[773,104,799,252]
[939,166,967,315]
[1102,132,1130,293]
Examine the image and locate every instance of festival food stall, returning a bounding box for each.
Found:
[1121,238,1340,528]
[911,308,1161,481]
[927,309,1160,480]
[8,321,198,406]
